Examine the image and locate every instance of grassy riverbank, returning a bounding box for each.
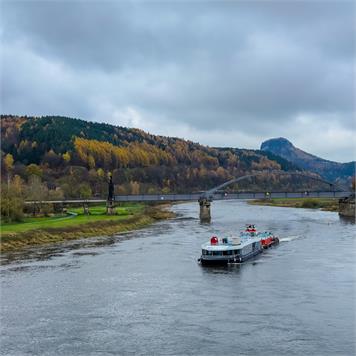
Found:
[249,198,339,212]
[0,204,174,252]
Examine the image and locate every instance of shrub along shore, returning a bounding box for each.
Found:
[248,197,339,212]
[0,204,175,252]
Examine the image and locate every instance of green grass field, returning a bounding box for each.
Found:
[0,204,145,235]
[0,203,175,252]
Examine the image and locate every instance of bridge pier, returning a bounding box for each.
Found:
[83,202,89,215]
[339,193,355,218]
[106,200,115,215]
[107,174,115,215]
[199,198,211,223]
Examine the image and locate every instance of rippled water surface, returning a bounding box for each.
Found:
[1,201,355,355]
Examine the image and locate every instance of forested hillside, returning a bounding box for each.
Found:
[1,115,310,209]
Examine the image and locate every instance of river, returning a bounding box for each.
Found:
[1,201,355,356]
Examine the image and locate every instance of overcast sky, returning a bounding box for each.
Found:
[1,0,355,162]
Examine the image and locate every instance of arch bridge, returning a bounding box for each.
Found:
[197,170,349,222]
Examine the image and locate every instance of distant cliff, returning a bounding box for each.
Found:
[261,137,355,185]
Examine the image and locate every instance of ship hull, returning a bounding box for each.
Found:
[200,247,262,266]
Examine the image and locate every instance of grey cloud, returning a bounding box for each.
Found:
[1,1,355,161]
[3,2,353,69]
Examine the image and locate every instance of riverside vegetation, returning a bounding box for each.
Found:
[249,197,339,211]
[0,203,175,252]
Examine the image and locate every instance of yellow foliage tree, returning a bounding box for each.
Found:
[62,152,71,163]
[4,153,14,173]
[130,181,140,195]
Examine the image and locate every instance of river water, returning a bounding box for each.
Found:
[1,201,355,356]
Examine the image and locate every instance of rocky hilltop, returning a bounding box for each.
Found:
[261,137,355,185]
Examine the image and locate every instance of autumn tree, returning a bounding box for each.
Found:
[78,183,92,199]
[26,163,42,178]
[4,153,14,185]
[4,153,14,174]
[26,175,48,201]
[62,152,71,164]
[1,175,24,222]
[130,181,140,195]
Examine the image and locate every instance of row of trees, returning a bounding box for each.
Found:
[2,150,334,223]
[74,138,175,169]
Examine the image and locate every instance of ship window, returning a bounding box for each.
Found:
[212,251,222,256]
[234,250,240,255]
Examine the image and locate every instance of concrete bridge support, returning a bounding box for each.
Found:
[83,203,89,215]
[199,198,211,223]
[339,193,355,218]
[106,200,115,215]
